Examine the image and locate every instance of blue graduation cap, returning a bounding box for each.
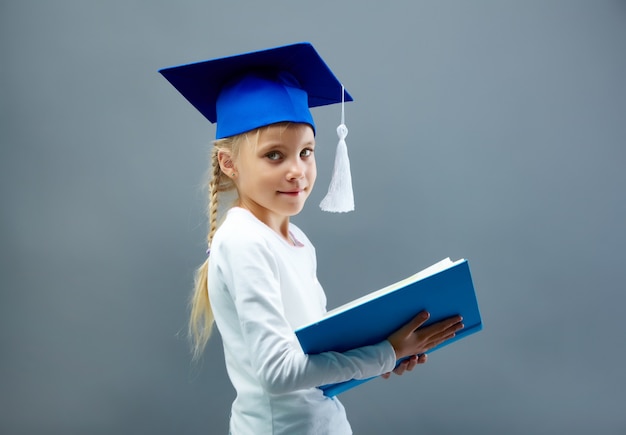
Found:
[159,42,355,212]
[158,42,353,139]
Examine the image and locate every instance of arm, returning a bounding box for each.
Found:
[221,235,397,395]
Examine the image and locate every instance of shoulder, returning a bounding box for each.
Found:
[213,208,271,252]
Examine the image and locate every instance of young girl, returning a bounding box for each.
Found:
[160,43,463,434]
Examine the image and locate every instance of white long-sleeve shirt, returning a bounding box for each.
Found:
[208,208,396,434]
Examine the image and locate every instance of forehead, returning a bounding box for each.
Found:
[255,123,315,145]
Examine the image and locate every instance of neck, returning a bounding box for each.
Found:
[236,203,291,242]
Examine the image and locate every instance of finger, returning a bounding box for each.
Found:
[393,360,408,376]
[433,320,464,342]
[420,317,463,342]
[401,311,430,335]
[396,355,418,375]
[405,355,418,371]
[381,372,391,379]
[417,354,428,364]
[392,366,404,376]
[425,331,456,349]
[441,315,464,330]
[424,325,463,350]
[425,315,463,334]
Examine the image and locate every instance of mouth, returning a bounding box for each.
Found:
[278,189,305,196]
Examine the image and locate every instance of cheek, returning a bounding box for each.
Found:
[309,161,317,184]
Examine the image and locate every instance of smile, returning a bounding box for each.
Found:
[278,190,305,196]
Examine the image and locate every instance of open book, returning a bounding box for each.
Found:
[295,258,483,396]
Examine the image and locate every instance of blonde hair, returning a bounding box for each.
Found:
[188,132,250,360]
[189,123,297,360]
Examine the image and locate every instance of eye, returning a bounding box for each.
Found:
[266,151,282,161]
[301,148,314,158]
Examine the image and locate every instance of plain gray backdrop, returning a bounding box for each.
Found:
[1,1,625,434]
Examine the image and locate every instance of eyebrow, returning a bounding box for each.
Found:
[256,140,315,152]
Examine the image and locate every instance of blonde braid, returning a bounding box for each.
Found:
[188,137,241,360]
[207,146,222,247]
[188,146,223,360]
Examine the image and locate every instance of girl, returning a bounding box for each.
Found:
[160,42,463,434]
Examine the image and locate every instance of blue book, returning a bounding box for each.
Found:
[295,258,483,397]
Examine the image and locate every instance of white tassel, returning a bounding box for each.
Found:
[320,123,354,212]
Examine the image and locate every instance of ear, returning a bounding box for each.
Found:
[217,149,236,174]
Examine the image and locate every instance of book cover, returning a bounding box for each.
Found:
[295,258,483,396]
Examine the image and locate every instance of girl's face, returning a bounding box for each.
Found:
[232,123,316,230]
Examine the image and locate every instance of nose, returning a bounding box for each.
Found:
[286,157,305,180]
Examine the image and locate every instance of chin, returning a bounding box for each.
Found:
[283,203,306,216]
[287,207,305,216]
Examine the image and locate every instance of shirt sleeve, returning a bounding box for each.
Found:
[221,233,397,395]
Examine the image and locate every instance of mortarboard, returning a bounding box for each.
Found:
[159,42,355,212]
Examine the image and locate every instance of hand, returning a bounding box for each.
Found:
[387,311,464,360]
[381,354,428,379]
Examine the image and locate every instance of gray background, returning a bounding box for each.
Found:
[2,1,625,434]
